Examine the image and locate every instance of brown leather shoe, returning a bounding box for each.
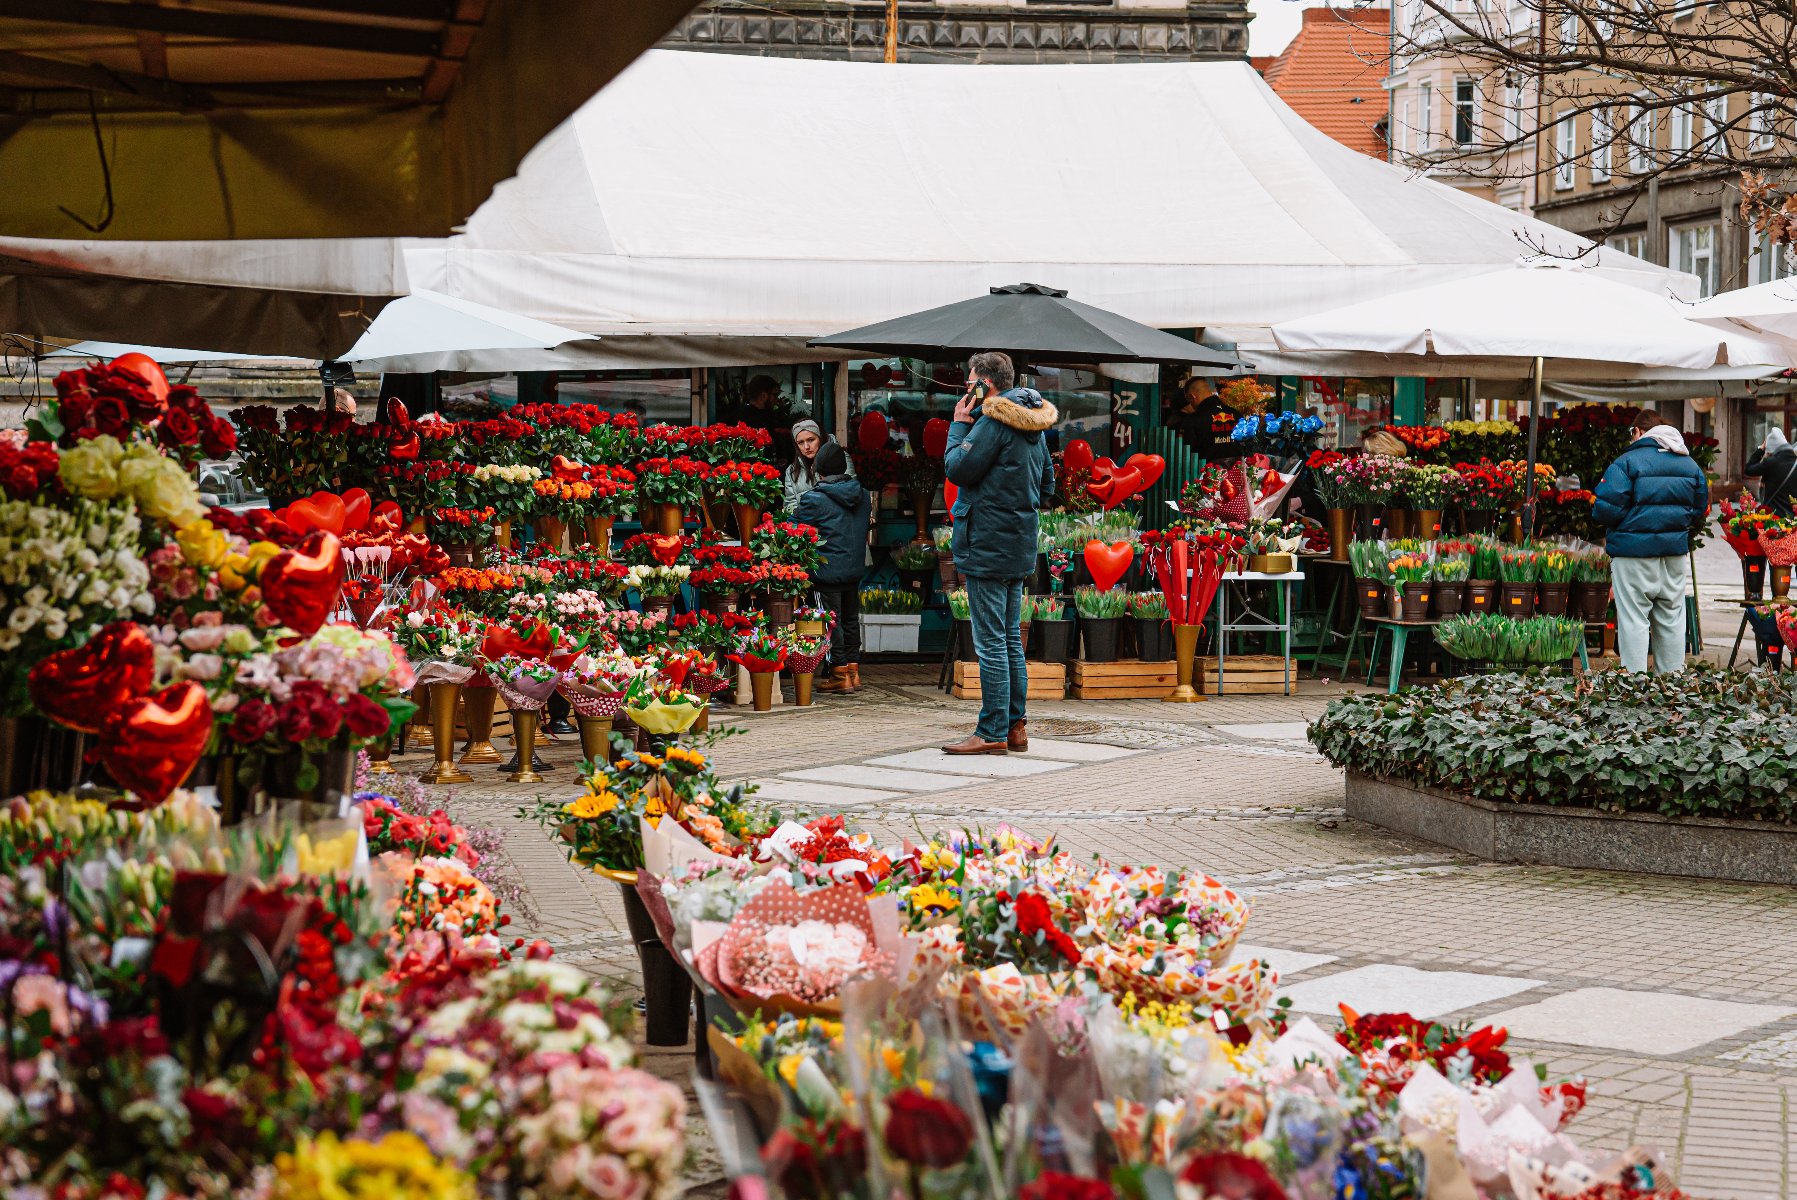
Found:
[942,733,1008,755]
[815,667,854,695]
[846,664,862,691]
[1008,721,1028,751]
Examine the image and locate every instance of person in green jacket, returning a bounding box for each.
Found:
[941,351,1057,756]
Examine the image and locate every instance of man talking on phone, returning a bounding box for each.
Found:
[942,351,1058,755]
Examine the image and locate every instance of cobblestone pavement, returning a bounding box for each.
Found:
[407,663,1797,1200]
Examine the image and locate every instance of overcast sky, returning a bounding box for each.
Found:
[1246,0,1309,56]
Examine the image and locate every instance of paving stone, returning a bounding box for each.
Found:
[1230,943,1339,979]
[1490,988,1797,1056]
[870,749,1078,777]
[1215,722,1314,742]
[744,778,903,807]
[782,764,979,791]
[1015,738,1141,762]
[1278,963,1544,1020]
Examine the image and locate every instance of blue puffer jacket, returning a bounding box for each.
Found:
[792,475,871,587]
[1591,437,1709,558]
[945,388,1059,580]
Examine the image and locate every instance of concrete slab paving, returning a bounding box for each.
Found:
[1231,943,1340,980]
[1489,987,1797,1056]
[870,749,1076,777]
[1216,722,1314,742]
[1279,963,1545,1020]
[782,764,980,791]
[1016,738,1142,762]
[744,778,903,807]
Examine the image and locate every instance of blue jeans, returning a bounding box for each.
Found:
[966,574,1027,742]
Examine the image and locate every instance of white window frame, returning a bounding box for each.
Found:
[1501,82,1524,142]
[1750,230,1797,285]
[1591,106,1612,181]
[1607,231,1647,259]
[1704,93,1728,152]
[1555,112,1577,190]
[1418,85,1434,153]
[1557,12,1578,51]
[1670,99,1694,154]
[1670,221,1720,297]
[1750,92,1775,150]
[1593,1,1614,40]
[1398,94,1411,157]
[1627,92,1652,174]
[1453,78,1479,146]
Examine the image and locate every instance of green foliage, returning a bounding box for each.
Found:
[890,540,938,570]
[1073,585,1129,619]
[860,587,923,614]
[1307,664,1797,823]
[1468,539,1503,582]
[1434,614,1583,664]
[1127,591,1169,619]
[946,588,971,620]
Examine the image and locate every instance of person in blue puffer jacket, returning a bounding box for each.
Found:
[1591,410,1710,674]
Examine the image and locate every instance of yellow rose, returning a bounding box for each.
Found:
[56,435,124,499]
[176,519,228,568]
[119,451,204,529]
[245,541,283,570]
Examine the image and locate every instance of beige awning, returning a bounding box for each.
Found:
[0,1,698,240]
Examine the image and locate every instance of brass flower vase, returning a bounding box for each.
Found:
[1162,623,1206,703]
[576,715,610,766]
[460,686,503,764]
[420,684,473,784]
[366,737,395,776]
[583,515,615,558]
[750,671,775,711]
[508,709,545,783]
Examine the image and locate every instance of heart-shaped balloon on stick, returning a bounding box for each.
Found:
[1086,466,1144,510]
[261,531,345,637]
[1084,540,1136,591]
[28,621,156,733]
[856,411,889,453]
[281,491,347,537]
[98,682,213,808]
[1064,439,1096,475]
[922,418,950,459]
[1130,453,1167,491]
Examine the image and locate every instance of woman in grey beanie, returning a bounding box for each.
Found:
[782,418,855,511]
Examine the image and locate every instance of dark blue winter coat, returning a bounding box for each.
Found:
[945,387,1058,580]
[1591,437,1709,559]
[792,475,870,587]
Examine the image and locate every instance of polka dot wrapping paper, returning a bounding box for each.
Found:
[561,687,626,718]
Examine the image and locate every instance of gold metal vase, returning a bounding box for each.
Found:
[420,683,473,784]
[508,709,545,783]
[1162,623,1206,703]
[460,686,502,764]
[576,716,610,766]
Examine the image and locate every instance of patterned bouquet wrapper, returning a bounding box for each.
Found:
[1082,938,1277,1023]
[700,878,896,1020]
[560,682,627,719]
[1763,528,1797,568]
[413,659,475,688]
[1174,873,1253,969]
[687,670,732,695]
[953,962,1071,1044]
[786,648,829,676]
[498,670,559,712]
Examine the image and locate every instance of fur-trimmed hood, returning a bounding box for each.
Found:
[983,387,1058,433]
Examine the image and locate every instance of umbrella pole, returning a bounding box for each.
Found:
[1522,355,1544,541]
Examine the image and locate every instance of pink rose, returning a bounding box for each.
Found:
[179,625,228,652]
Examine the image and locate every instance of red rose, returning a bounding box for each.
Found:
[115,380,165,423]
[1020,1174,1116,1200]
[281,681,344,743]
[201,417,237,458]
[91,395,131,438]
[57,390,95,433]
[229,699,279,744]
[1178,1153,1288,1200]
[160,407,201,447]
[341,693,391,739]
[882,1087,973,1167]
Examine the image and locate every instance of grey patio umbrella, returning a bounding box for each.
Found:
[810,283,1246,371]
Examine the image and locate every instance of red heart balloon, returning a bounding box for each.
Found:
[260,531,344,637]
[551,455,587,482]
[28,621,156,734]
[922,418,950,459]
[856,411,889,454]
[1104,466,1144,509]
[282,492,346,537]
[1130,453,1167,491]
[647,535,684,566]
[1084,540,1136,591]
[1085,476,1122,508]
[1063,439,1095,475]
[390,432,420,461]
[386,397,411,428]
[370,501,403,532]
[111,353,170,402]
[944,479,958,515]
[99,682,212,807]
[340,488,372,533]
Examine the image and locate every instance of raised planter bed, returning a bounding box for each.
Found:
[951,660,1066,701]
[1345,770,1797,886]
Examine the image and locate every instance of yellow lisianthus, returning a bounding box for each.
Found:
[273,1131,474,1200]
[177,519,228,568]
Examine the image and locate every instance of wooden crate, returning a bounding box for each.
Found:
[1069,657,1176,700]
[952,660,1065,701]
[1198,654,1293,696]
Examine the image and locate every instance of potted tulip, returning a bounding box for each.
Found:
[1074,585,1128,663]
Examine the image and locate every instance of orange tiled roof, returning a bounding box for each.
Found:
[1262,6,1391,159]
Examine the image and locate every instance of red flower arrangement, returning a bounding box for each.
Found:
[691,565,756,592]
[1305,449,1346,472]
[1014,890,1080,964]
[1454,459,1519,510]
[1020,1174,1117,1200]
[36,362,237,468]
[634,455,709,505]
[708,460,784,507]
[855,446,902,493]
[361,796,481,866]
[0,438,60,499]
[1382,423,1449,455]
[883,1087,974,1168]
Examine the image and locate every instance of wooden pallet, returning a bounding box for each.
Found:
[1069,657,1176,699]
[1198,654,1293,695]
[952,660,1066,701]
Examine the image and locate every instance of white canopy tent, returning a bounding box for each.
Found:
[0,50,1713,369]
[340,291,592,369]
[1687,278,1797,348]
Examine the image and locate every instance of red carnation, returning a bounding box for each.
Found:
[1019,1174,1117,1200]
[341,692,391,739]
[882,1087,973,1168]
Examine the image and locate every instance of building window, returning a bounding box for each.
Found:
[1591,107,1612,181]
[1704,93,1728,152]
[1398,95,1411,157]
[1557,11,1578,51]
[1501,83,1524,141]
[1607,231,1647,259]
[1419,85,1433,152]
[1670,221,1720,297]
[1555,113,1577,190]
[1594,2,1614,39]
[1670,99,1694,154]
[1627,94,1652,174]
[1750,93,1775,150]
[1454,79,1478,145]
[1749,230,1797,284]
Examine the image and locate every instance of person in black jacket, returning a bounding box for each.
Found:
[1746,427,1797,517]
[793,441,870,695]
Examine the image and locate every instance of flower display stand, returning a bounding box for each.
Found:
[1068,657,1177,699]
[950,660,1065,701]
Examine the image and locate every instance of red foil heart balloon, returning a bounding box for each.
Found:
[1063,439,1095,475]
[261,531,344,637]
[856,411,889,453]
[551,455,587,482]
[28,621,156,734]
[943,478,959,515]
[340,487,372,532]
[99,682,213,807]
[386,397,411,428]
[1130,453,1167,491]
[282,491,346,536]
[1084,539,1136,591]
[1096,466,1144,510]
[111,353,170,403]
[922,418,950,459]
[647,535,684,566]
